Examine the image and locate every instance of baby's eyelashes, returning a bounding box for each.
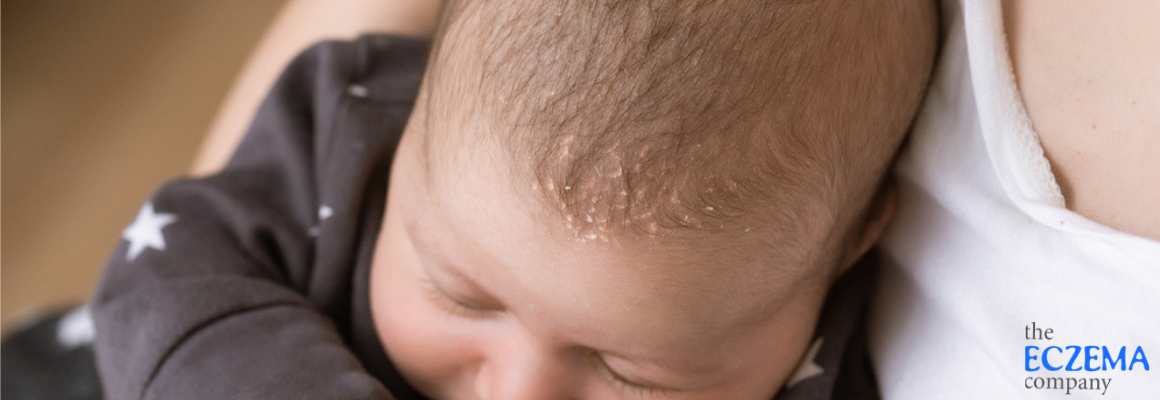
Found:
[419,272,501,318]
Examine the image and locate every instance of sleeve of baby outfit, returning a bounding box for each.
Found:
[91,40,396,400]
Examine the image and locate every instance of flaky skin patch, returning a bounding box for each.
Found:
[533,129,814,242]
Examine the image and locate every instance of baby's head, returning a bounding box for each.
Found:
[371,0,936,398]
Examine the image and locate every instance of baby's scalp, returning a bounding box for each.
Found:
[422,0,937,271]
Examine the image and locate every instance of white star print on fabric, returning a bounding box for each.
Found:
[786,337,825,388]
[309,205,334,237]
[122,202,177,261]
[57,306,96,349]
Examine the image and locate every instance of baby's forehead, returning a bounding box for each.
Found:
[509,237,810,372]
[415,167,815,329]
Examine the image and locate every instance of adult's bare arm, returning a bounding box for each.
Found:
[191,0,441,176]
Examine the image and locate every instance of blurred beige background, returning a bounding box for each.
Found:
[2,0,285,330]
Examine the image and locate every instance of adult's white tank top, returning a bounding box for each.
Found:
[869,0,1160,398]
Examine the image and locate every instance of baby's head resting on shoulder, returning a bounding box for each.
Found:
[370,0,937,398]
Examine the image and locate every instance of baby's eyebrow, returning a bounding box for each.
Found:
[598,350,730,388]
[406,215,499,295]
[409,228,458,275]
[426,253,493,296]
[591,319,736,375]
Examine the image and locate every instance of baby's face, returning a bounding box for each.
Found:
[370,130,830,399]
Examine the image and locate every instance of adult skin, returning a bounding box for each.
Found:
[1005,0,1160,241]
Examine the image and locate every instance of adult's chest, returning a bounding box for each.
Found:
[1004,0,1160,241]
